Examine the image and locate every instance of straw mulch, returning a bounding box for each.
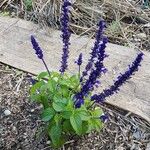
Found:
[0,0,150,50]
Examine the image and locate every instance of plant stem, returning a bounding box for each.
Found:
[87,101,95,109]
[79,65,81,78]
[42,58,51,77]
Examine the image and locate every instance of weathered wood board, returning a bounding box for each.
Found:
[0,16,150,122]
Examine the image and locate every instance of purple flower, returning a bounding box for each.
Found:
[95,80,101,88]
[59,0,71,73]
[100,114,109,123]
[91,20,106,61]
[75,98,84,108]
[30,78,37,85]
[31,35,43,59]
[74,38,108,108]
[31,35,50,76]
[81,20,106,81]
[75,53,83,76]
[75,53,83,66]
[91,52,144,102]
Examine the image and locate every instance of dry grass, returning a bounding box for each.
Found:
[0,0,150,50]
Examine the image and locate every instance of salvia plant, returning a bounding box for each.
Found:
[30,0,144,148]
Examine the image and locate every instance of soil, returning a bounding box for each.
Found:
[0,63,150,150]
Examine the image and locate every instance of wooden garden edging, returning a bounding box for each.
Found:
[0,16,150,122]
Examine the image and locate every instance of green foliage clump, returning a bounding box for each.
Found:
[30,71,104,148]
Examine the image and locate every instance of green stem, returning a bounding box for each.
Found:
[79,65,81,78]
[42,58,51,77]
[87,101,95,109]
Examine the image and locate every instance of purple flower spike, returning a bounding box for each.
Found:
[91,20,106,61]
[59,0,71,73]
[31,35,50,76]
[81,20,106,81]
[75,53,83,76]
[75,98,84,108]
[31,35,43,59]
[75,53,83,66]
[75,37,108,108]
[91,52,144,102]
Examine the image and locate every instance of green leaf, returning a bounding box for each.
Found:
[61,98,68,104]
[62,120,74,134]
[69,75,80,88]
[70,113,82,135]
[87,118,103,132]
[61,86,69,97]
[66,98,74,108]
[49,124,64,148]
[30,94,41,102]
[40,84,49,92]
[38,72,49,80]
[70,75,79,83]
[60,80,70,87]
[84,97,93,107]
[77,110,90,121]
[54,114,62,125]
[30,81,45,94]
[52,102,66,112]
[53,97,68,104]
[30,93,49,107]
[92,107,103,117]
[47,79,57,93]
[82,121,89,134]
[41,108,55,122]
[50,71,60,79]
[40,94,49,108]
[62,111,72,119]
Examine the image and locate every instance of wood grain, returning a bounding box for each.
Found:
[0,16,149,122]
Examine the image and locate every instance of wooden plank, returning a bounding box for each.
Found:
[0,16,150,122]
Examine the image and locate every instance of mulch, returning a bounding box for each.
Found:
[0,63,150,150]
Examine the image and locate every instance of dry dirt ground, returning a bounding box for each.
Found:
[0,63,150,150]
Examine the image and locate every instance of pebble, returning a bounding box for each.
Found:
[146,143,150,150]
[30,109,35,112]
[4,109,11,116]
[143,23,150,28]
[136,33,147,39]
[46,140,51,145]
[12,126,18,134]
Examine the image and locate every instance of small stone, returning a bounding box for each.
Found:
[143,23,150,28]
[37,104,43,110]
[30,109,34,112]
[46,140,51,145]
[12,126,17,131]
[146,143,150,150]
[133,130,141,140]
[136,33,147,39]
[4,109,11,116]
